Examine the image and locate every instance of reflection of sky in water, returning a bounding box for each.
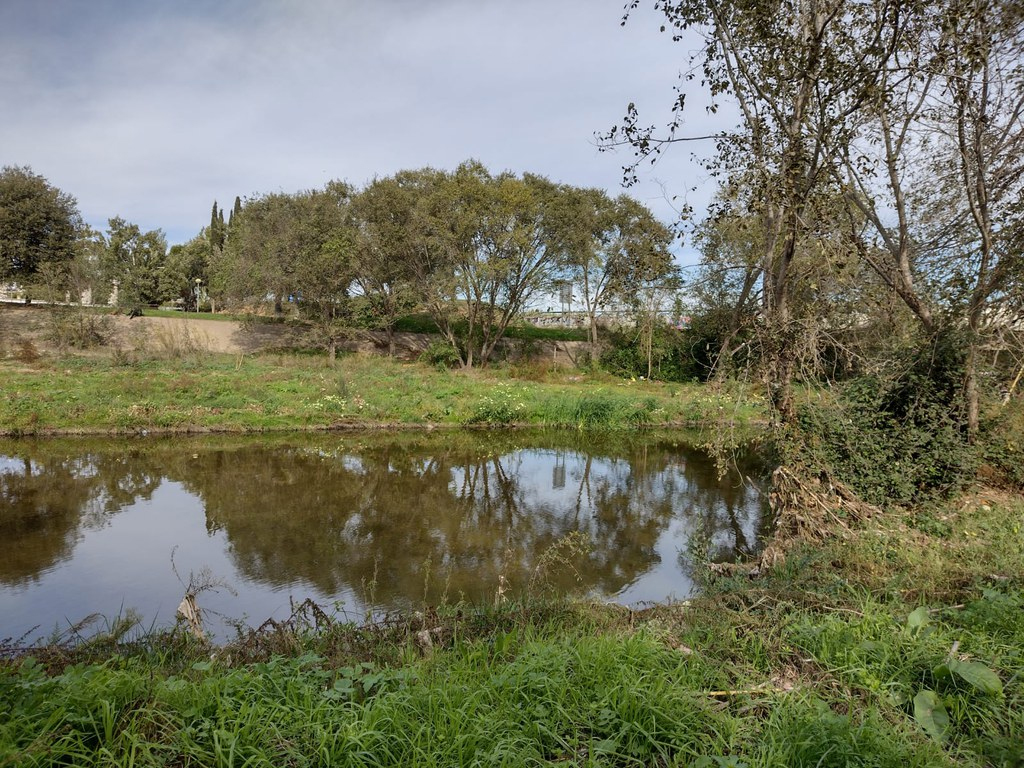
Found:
[0,480,355,642]
[0,455,26,473]
[0,441,766,641]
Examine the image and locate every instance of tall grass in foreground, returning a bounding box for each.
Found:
[1,603,953,768]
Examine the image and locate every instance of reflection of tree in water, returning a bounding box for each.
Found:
[192,438,766,609]
[0,443,164,586]
[0,433,768,611]
[670,450,770,577]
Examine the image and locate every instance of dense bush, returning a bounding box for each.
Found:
[794,332,976,507]
[418,339,462,370]
[979,399,1024,488]
[599,327,694,381]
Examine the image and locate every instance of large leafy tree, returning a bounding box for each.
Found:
[350,171,438,356]
[420,162,566,368]
[214,182,356,357]
[0,165,82,286]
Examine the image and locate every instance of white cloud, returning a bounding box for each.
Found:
[1,0,734,263]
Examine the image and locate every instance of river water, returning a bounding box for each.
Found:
[0,431,768,641]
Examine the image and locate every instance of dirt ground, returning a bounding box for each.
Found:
[0,304,283,357]
[0,303,589,365]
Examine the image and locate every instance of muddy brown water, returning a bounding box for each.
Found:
[0,431,769,641]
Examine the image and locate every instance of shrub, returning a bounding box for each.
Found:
[794,332,976,507]
[599,327,694,382]
[46,307,113,349]
[418,339,461,370]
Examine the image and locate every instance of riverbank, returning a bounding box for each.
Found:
[2,311,1021,765]
[2,485,1021,766]
[0,352,764,436]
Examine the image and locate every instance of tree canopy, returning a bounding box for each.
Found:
[0,166,82,285]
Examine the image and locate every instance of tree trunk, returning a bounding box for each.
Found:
[964,348,979,442]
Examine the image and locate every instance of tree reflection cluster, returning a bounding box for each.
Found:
[0,433,767,612]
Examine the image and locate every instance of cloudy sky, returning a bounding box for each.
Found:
[1,0,729,261]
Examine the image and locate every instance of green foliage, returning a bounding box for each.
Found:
[465,382,527,424]
[161,236,209,311]
[794,333,976,507]
[785,585,1021,765]
[0,351,764,435]
[394,313,442,334]
[0,165,82,284]
[101,217,169,311]
[600,326,694,381]
[979,398,1024,488]
[418,339,462,370]
[914,689,950,742]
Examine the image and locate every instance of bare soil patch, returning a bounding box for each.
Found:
[0,305,286,357]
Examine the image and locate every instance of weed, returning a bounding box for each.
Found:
[46,307,113,349]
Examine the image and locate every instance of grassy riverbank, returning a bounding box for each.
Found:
[0,353,763,435]
[2,488,1021,766]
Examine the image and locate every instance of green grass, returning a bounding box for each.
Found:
[0,353,765,435]
[143,307,243,321]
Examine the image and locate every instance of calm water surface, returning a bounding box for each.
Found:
[0,431,768,640]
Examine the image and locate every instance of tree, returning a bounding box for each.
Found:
[289,183,357,361]
[555,187,675,345]
[208,201,225,254]
[162,235,209,311]
[350,171,435,356]
[214,182,356,358]
[101,217,168,312]
[836,0,1024,438]
[0,165,82,287]
[229,196,242,229]
[932,0,1024,437]
[606,0,906,421]
[419,162,566,368]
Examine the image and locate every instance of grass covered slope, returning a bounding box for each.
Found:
[0,353,761,435]
[2,489,1021,767]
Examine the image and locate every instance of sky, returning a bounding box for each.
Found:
[1,0,730,263]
